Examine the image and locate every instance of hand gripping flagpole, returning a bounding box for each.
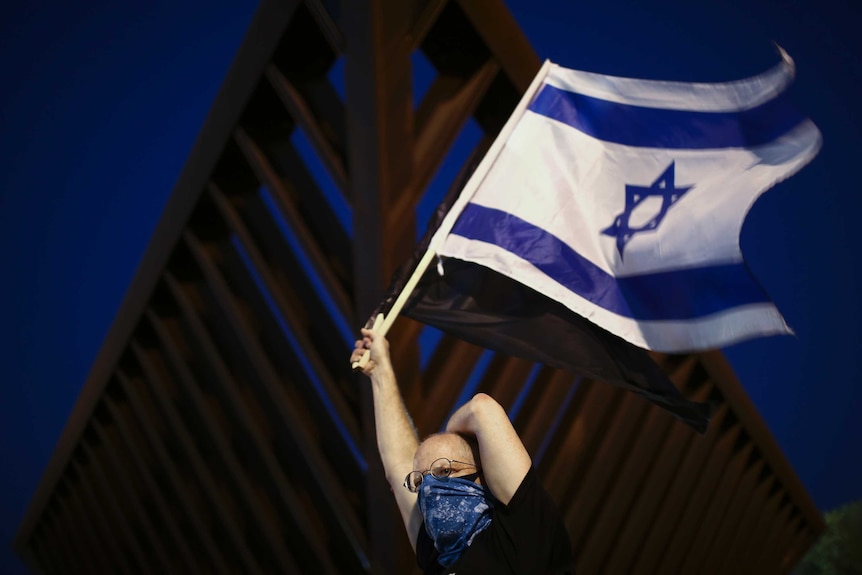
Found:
[352,59,555,371]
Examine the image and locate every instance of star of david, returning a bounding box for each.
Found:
[601,161,692,259]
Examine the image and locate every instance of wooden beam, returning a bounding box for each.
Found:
[566,391,651,550]
[455,0,540,93]
[697,449,765,575]
[541,379,621,501]
[678,442,756,573]
[110,376,232,574]
[630,403,730,575]
[67,462,133,574]
[90,420,176,572]
[144,300,366,572]
[699,351,824,533]
[409,59,500,207]
[13,0,302,551]
[130,340,302,574]
[575,401,678,573]
[234,128,354,320]
[265,64,349,192]
[343,2,419,571]
[78,441,155,573]
[40,509,78,575]
[101,400,199,571]
[176,231,364,480]
[716,475,777,575]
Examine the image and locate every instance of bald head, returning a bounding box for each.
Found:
[413,432,480,473]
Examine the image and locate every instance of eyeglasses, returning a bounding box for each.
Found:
[403,457,479,493]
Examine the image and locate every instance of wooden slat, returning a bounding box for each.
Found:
[121,358,264,574]
[234,128,354,319]
[130,339,302,573]
[51,495,99,575]
[100,400,198,572]
[716,475,777,575]
[516,369,581,460]
[455,0,540,93]
[90,420,175,572]
[630,403,730,575]
[575,401,678,573]
[410,59,499,199]
[304,0,344,52]
[751,507,796,574]
[413,336,486,434]
[541,379,621,501]
[176,231,363,478]
[476,355,536,412]
[40,511,76,575]
[600,400,705,574]
[13,1,303,551]
[28,529,61,575]
[67,462,133,575]
[111,375,233,574]
[768,516,805,573]
[678,442,756,573]
[655,423,743,573]
[175,231,377,570]
[658,424,741,573]
[699,458,767,575]
[730,489,784,575]
[64,465,127,573]
[265,64,348,191]
[208,182,361,441]
[148,285,369,571]
[566,391,651,551]
[144,304,362,573]
[699,352,824,534]
[233,188,353,359]
[777,525,812,575]
[407,0,448,49]
[80,441,155,573]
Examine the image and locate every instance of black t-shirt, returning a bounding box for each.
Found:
[417,467,575,574]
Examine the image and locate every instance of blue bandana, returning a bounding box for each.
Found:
[418,475,495,567]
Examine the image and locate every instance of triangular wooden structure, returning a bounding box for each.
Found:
[15,2,823,573]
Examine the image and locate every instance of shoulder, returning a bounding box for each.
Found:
[454,468,575,573]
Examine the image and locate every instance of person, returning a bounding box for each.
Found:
[351,322,575,574]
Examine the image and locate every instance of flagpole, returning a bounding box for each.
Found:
[352,60,554,370]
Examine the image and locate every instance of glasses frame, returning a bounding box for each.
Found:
[403,457,479,493]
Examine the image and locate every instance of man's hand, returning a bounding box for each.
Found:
[350,325,391,376]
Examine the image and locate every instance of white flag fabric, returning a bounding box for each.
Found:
[433,51,821,352]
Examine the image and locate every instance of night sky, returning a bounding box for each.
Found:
[2,1,860,573]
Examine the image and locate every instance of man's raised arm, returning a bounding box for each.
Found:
[351,324,422,550]
[445,393,532,505]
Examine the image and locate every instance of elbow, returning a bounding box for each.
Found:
[446,393,506,434]
[467,392,504,421]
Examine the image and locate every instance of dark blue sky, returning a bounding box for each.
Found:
[1,1,860,573]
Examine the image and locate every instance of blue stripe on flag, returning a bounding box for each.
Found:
[451,203,771,321]
[528,84,805,148]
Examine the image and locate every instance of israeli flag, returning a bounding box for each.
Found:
[432,50,821,352]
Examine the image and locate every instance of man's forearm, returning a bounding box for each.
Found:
[369,358,419,486]
[368,353,423,550]
[445,393,532,505]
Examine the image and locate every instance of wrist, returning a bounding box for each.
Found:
[370,357,394,383]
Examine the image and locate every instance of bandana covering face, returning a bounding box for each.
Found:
[418,474,495,567]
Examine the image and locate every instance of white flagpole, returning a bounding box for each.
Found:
[353,59,554,370]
